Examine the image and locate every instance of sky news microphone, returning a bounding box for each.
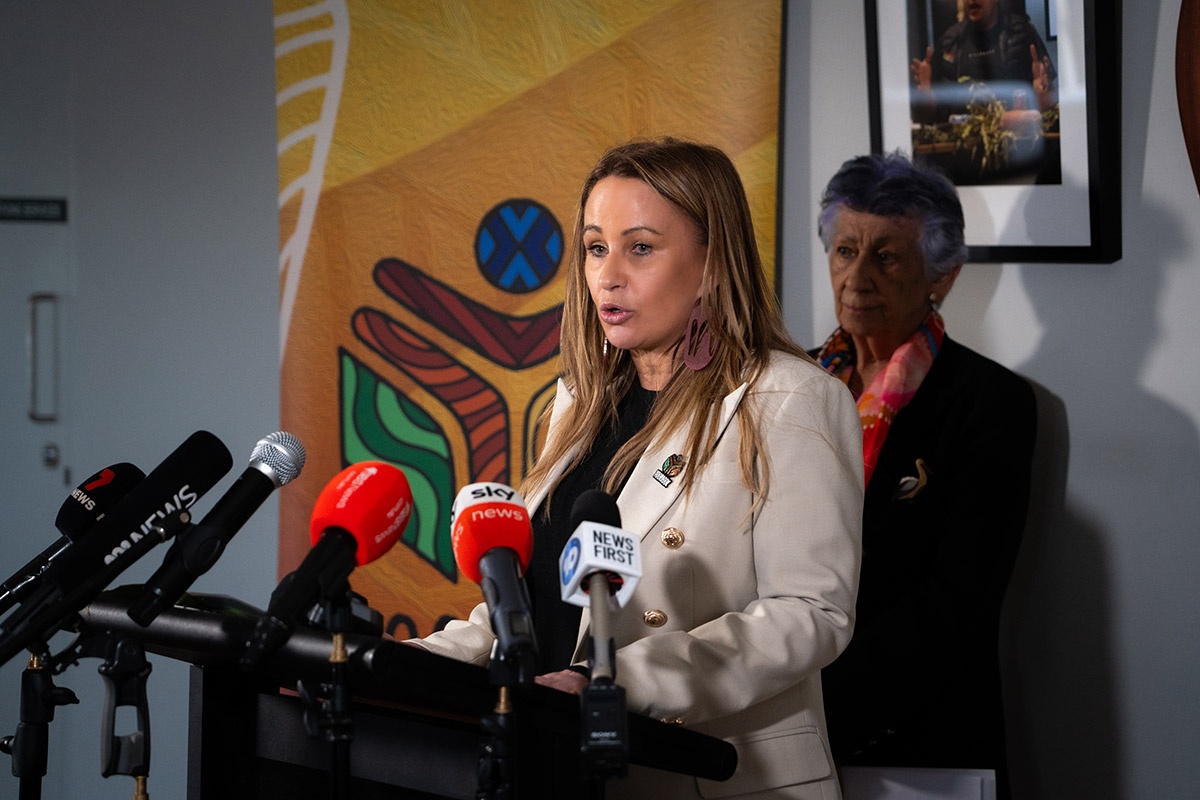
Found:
[559,489,642,684]
[450,481,537,685]
[240,461,411,670]
[0,462,146,617]
[0,430,233,666]
[128,431,306,627]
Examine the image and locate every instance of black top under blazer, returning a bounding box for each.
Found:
[819,335,1037,784]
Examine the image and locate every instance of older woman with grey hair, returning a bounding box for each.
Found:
[812,152,1036,799]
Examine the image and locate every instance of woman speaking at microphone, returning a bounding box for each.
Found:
[417,137,863,799]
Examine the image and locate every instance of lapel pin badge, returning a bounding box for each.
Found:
[653,454,684,487]
[895,457,930,500]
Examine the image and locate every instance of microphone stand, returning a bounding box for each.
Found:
[473,549,537,800]
[476,623,536,800]
[580,574,628,799]
[297,576,356,800]
[476,656,521,800]
[323,586,354,800]
[44,614,155,799]
[4,624,157,800]
[0,509,189,800]
[0,651,79,800]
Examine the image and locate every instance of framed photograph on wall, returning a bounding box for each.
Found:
[864,0,1121,263]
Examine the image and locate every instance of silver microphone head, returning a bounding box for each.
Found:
[249,431,306,487]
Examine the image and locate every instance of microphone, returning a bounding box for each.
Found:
[127,432,306,627]
[0,431,233,666]
[450,482,537,685]
[558,489,641,778]
[56,462,148,538]
[240,461,411,669]
[0,462,146,616]
[559,490,642,681]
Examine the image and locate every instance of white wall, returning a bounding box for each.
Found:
[785,2,1200,798]
[2,1,1198,799]
[0,3,280,799]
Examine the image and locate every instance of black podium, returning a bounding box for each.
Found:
[80,590,737,799]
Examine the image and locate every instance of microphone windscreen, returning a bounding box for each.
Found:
[309,462,412,565]
[450,483,533,584]
[92,430,230,539]
[569,489,621,531]
[71,430,233,565]
[55,462,147,539]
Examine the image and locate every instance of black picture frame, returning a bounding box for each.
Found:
[864,0,1121,264]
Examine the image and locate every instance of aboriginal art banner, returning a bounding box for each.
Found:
[274,0,783,638]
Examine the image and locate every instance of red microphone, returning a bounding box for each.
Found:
[240,461,412,669]
[450,482,537,684]
[310,461,413,564]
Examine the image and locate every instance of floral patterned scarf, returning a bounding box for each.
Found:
[816,310,945,487]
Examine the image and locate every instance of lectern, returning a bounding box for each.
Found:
[80,590,737,799]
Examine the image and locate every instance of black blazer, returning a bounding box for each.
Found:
[818,336,1036,782]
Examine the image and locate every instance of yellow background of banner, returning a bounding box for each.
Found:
[277,0,782,637]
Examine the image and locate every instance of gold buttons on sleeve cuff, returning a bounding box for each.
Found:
[658,717,686,726]
[660,527,684,548]
[643,609,667,627]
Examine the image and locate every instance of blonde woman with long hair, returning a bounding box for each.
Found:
[418,137,863,799]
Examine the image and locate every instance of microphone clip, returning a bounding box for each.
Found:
[42,620,154,779]
[485,637,537,689]
[96,634,152,778]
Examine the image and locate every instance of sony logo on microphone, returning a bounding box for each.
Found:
[102,483,200,565]
[70,488,97,512]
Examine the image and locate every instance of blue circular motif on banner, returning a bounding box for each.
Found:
[475,198,562,293]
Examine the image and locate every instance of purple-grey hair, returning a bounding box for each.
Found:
[817,152,967,280]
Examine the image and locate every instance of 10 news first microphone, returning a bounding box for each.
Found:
[0,430,642,772]
[450,481,643,777]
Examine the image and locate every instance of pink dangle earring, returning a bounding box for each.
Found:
[602,336,609,367]
[683,303,715,370]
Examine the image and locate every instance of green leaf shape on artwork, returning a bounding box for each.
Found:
[339,348,457,580]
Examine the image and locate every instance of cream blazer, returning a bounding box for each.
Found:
[419,352,863,799]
